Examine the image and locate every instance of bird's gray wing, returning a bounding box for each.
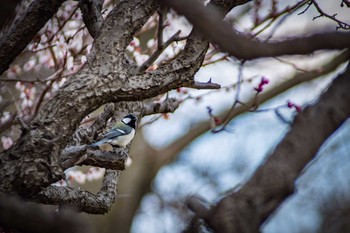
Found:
[102,130,124,139]
[103,123,132,139]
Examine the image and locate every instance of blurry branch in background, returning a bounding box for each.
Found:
[0,0,67,75]
[109,50,349,233]
[163,50,349,161]
[164,0,350,60]
[33,170,120,214]
[137,30,184,74]
[143,98,181,116]
[205,60,350,233]
[0,195,94,233]
[250,0,310,38]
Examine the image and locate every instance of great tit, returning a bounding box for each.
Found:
[90,114,137,148]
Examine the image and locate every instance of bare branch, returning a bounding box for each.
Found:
[34,170,120,214]
[311,0,350,30]
[60,145,89,169]
[157,6,166,48]
[81,149,127,170]
[165,0,350,60]
[0,113,16,133]
[60,145,127,171]
[185,80,221,90]
[137,30,182,74]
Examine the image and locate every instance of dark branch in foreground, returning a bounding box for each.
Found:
[34,170,120,214]
[0,195,93,233]
[165,0,350,59]
[0,0,66,75]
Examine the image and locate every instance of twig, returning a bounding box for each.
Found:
[0,77,45,83]
[212,60,244,133]
[311,0,350,30]
[32,80,54,117]
[46,4,80,44]
[137,30,182,74]
[157,8,165,49]
[298,1,312,15]
[16,116,30,131]
[0,113,16,133]
[273,57,309,72]
[32,60,66,117]
[251,0,310,33]
[185,80,221,90]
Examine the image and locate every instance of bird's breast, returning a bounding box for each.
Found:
[110,129,135,147]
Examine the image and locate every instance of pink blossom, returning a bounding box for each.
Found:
[287,100,302,112]
[254,76,270,93]
[1,136,13,150]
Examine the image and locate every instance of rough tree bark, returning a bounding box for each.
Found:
[0,0,350,232]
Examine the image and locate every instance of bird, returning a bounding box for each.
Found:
[90,114,137,148]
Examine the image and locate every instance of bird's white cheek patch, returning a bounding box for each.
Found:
[122,118,131,124]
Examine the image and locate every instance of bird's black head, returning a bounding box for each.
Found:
[122,114,137,129]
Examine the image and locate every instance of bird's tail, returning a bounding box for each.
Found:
[89,138,109,148]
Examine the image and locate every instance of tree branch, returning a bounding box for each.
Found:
[161,50,349,161]
[0,0,67,75]
[165,0,350,60]
[79,0,104,38]
[207,60,350,232]
[0,195,93,233]
[89,0,158,72]
[81,149,127,170]
[185,80,221,90]
[34,170,120,214]
[137,30,182,74]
